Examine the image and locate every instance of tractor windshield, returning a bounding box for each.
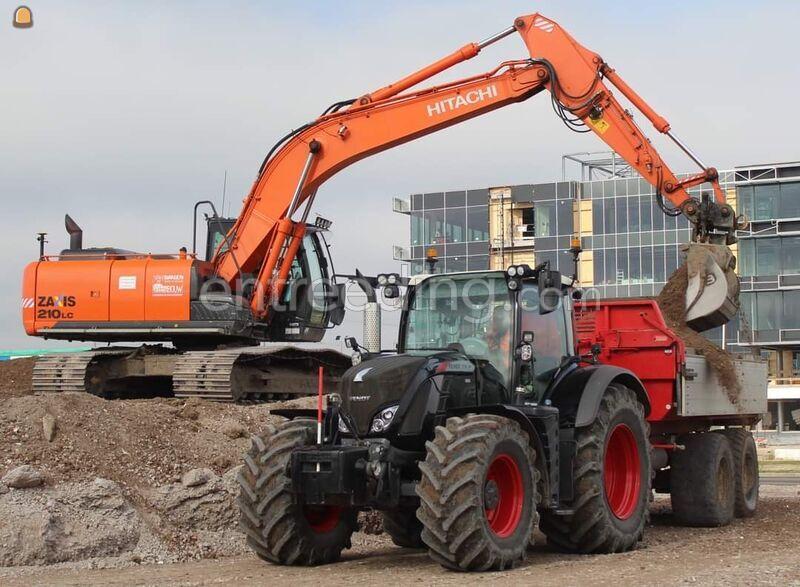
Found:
[403,273,513,382]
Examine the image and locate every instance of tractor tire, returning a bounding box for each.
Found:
[382,507,424,548]
[416,414,539,571]
[237,418,358,565]
[715,429,759,518]
[540,383,650,554]
[670,432,735,527]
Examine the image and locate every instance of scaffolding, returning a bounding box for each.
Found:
[562,151,634,181]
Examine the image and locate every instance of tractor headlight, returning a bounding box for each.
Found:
[377,274,388,286]
[370,404,399,433]
[507,266,517,277]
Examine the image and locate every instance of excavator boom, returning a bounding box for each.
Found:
[215,12,740,331]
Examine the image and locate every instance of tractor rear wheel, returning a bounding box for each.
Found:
[382,506,424,548]
[416,414,539,571]
[540,383,650,554]
[716,428,759,518]
[671,432,735,526]
[237,418,357,565]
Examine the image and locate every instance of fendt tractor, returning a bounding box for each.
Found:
[242,265,765,571]
[23,11,741,403]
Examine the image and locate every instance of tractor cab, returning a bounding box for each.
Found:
[338,265,573,442]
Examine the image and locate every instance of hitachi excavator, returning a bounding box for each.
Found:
[22,11,744,402]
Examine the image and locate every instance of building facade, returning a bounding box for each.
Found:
[394,153,800,439]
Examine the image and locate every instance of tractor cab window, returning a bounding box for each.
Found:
[519,283,569,397]
[403,273,513,394]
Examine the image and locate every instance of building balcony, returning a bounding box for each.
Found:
[392,197,410,215]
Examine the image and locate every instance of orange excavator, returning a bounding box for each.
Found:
[22,12,743,401]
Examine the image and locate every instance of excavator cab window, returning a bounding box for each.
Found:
[269,229,339,342]
[205,217,236,262]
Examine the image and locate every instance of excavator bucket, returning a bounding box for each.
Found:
[684,243,740,332]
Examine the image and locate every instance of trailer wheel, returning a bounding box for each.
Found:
[715,429,759,518]
[540,383,650,554]
[237,418,357,565]
[416,414,539,571]
[670,432,735,526]
[382,507,424,548]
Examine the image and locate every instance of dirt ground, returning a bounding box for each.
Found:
[1,354,797,586]
[2,484,798,587]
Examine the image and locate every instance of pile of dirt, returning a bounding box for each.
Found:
[657,265,741,402]
[0,389,332,568]
[0,392,313,487]
[0,358,35,397]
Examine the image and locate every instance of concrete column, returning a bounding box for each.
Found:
[777,400,785,434]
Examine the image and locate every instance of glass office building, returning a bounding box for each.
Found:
[394,154,800,438]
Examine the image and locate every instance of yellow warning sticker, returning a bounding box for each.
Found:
[589,117,610,134]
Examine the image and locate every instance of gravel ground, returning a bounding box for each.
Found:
[3,485,798,587]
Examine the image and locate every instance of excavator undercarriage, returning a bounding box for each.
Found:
[32,345,350,402]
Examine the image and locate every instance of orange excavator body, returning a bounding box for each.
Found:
[23,12,739,345]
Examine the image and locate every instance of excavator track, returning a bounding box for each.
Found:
[31,345,351,403]
[31,348,136,395]
[173,345,351,403]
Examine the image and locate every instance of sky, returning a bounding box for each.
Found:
[1,0,799,350]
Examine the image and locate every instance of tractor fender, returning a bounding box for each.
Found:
[548,364,650,428]
[447,404,551,502]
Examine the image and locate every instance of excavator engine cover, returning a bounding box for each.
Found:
[684,243,740,332]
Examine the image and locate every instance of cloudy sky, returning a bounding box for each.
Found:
[1,0,799,350]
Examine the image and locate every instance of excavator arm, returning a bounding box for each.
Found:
[215,12,741,330]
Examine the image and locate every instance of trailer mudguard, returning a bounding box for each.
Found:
[548,364,650,428]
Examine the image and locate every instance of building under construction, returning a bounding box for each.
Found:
[393,152,800,440]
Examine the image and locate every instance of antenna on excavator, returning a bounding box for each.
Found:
[220,170,228,216]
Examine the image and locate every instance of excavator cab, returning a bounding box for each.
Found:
[265,226,346,343]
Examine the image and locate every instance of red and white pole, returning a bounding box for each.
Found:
[317,366,324,445]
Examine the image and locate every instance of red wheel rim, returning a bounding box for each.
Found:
[303,505,342,533]
[604,424,641,520]
[484,453,524,537]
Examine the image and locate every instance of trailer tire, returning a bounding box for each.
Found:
[715,429,759,518]
[237,418,357,565]
[540,383,650,554]
[670,432,735,527]
[416,414,539,571]
[382,507,424,548]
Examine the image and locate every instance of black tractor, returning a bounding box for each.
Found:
[237,264,660,571]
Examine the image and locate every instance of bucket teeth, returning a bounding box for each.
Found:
[684,243,740,332]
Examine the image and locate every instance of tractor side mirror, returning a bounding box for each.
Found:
[344,336,359,350]
[538,268,562,315]
[328,283,347,326]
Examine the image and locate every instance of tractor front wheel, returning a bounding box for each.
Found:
[237,418,357,565]
[416,414,539,571]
